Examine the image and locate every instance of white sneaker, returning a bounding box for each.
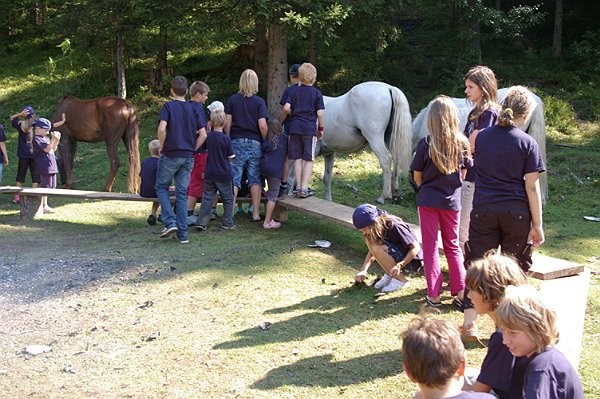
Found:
[374,274,393,289]
[381,278,409,293]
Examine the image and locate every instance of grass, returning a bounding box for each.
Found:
[1,128,599,397]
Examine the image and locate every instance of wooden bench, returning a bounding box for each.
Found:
[0,186,277,220]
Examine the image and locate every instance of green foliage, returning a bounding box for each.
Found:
[543,95,579,136]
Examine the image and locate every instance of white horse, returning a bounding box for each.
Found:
[411,87,548,204]
[314,81,413,204]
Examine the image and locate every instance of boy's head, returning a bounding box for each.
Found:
[189,81,210,103]
[402,318,465,388]
[496,284,559,357]
[299,63,317,85]
[148,139,160,157]
[210,109,226,128]
[466,251,527,313]
[171,76,189,97]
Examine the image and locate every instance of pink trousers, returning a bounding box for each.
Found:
[418,206,465,298]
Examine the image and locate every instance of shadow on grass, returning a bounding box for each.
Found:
[214,286,426,350]
[251,350,404,389]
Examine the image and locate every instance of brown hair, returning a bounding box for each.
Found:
[171,76,189,96]
[464,65,500,121]
[189,81,210,97]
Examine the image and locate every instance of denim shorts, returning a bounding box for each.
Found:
[384,240,405,263]
[231,138,262,189]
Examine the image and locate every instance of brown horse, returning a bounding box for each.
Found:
[54,96,141,193]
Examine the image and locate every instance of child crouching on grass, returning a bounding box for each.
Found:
[140,139,161,225]
[496,284,583,399]
[402,318,495,399]
[31,118,60,217]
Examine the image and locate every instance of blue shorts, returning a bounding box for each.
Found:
[231,138,262,189]
[288,134,316,161]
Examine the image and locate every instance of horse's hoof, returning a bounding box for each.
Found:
[392,195,403,204]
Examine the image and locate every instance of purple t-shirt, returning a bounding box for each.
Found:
[286,85,325,136]
[463,108,498,182]
[410,136,472,210]
[0,124,6,164]
[442,392,495,399]
[383,216,423,261]
[139,156,159,198]
[477,330,530,399]
[204,130,234,183]
[159,100,204,158]
[260,133,288,180]
[12,118,34,159]
[523,347,583,399]
[225,93,268,141]
[280,83,300,130]
[473,124,545,207]
[188,100,208,154]
[31,135,57,175]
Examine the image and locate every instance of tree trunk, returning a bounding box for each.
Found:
[116,34,127,99]
[254,18,269,95]
[553,0,563,58]
[266,22,287,118]
[309,29,318,65]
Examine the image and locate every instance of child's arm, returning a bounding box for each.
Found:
[53,113,67,128]
[157,120,167,155]
[355,251,375,283]
[390,240,421,278]
[195,127,207,150]
[0,142,8,165]
[9,109,29,121]
[279,104,291,123]
[43,132,61,153]
[316,109,324,139]
[258,118,268,140]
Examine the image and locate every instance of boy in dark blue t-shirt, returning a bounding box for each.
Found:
[195,109,235,231]
[140,139,161,225]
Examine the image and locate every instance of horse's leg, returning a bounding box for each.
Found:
[60,136,75,189]
[323,153,335,201]
[369,142,393,204]
[104,140,120,192]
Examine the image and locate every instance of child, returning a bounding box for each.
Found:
[0,123,8,184]
[277,63,301,196]
[194,109,235,230]
[260,119,287,229]
[281,62,325,198]
[496,285,584,399]
[352,203,422,294]
[185,81,209,224]
[410,95,471,309]
[30,118,61,216]
[140,139,161,225]
[464,251,530,399]
[10,105,39,203]
[402,317,495,399]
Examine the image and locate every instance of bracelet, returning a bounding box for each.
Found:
[318,126,324,132]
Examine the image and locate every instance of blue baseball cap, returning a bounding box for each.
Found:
[33,118,52,129]
[288,64,301,77]
[352,204,383,229]
[23,105,36,119]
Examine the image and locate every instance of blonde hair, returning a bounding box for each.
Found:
[402,317,465,388]
[498,86,536,127]
[189,81,210,97]
[426,95,470,174]
[465,251,527,311]
[496,285,559,354]
[299,63,317,85]
[210,109,226,128]
[464,65,500,121]
[148,139,160,156]
[238,69,259,97]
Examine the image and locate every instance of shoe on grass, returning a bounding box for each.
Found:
[380,278,409,293]
[186,214,198,226]
[373,274,393,289]
[460,322,479,342]
[263,220,281,229]
[221,225,236,230]
[160,225,178,238]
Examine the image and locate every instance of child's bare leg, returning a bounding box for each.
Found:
[367,243,408,282]
[187,196,197,214]
[300,160,313,190]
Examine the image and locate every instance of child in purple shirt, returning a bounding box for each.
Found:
[9,105,39,203]
[31,118,61,216]
[0,124,8,184]
[140,139,161,225]
[260,119,287,229]
[411,95,471,309]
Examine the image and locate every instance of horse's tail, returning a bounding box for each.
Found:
[528,95,548,205]
[125,103,141,194]
[387,85,413,189]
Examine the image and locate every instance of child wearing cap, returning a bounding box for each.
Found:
[352,203,422,294]
[402,317,496,399]
[31,118,61,216]
[277,63,301,196]
[10,105,40,203]
[0,123,8,185]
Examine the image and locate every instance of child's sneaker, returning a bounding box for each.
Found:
[12,195,20,204]
[186,214,198,225]
[263,220,281,229]
[460,323,479,342]
[147,214,157,226]
[380,278,409,293]
[160,225,178,238]
[210,208,219,220]
[373,274,393,289]
[195,224,207,231]
[221,225,236,230]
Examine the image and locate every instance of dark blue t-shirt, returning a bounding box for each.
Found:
[477,330,530,399]
[139,156,159,198]
[383,216,423,262]
[204,130,234,183]
[225,93,268,141]
[0,124,6,164]
[463,108,498,182]
[32,135,58,175]
[188,100,208,154]
[473,124,545,207]
[260,133,288,180]
[523,347,583,399]
[12,118,34,159]
[159,100,204,158]
[286,85,325,136]
[279,84,300,131]
[410,136,472,211]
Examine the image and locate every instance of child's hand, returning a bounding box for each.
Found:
[51,131,62,141]
[354,270,367,283]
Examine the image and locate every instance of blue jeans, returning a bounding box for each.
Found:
[230,138,262,189]
[155,156,194,240]
[197,180,235,228]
